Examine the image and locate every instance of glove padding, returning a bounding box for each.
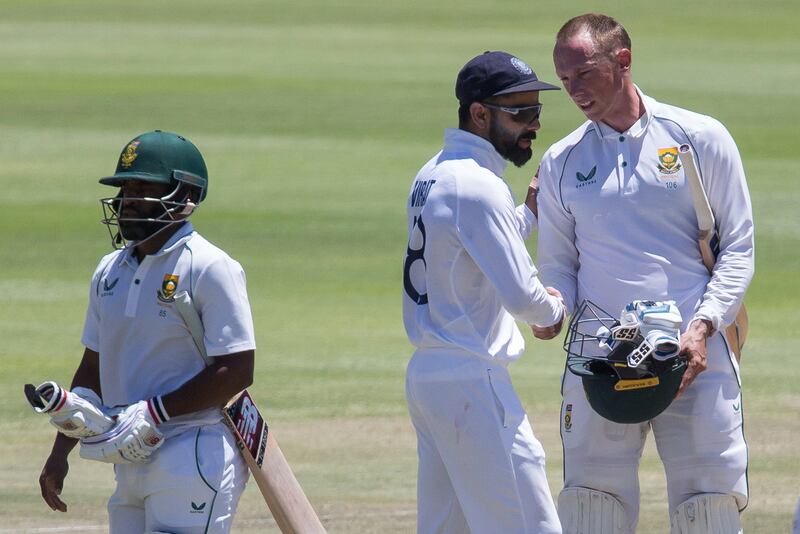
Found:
[611,300,682,367]
[25,381,116,439]
[80,400,164,464]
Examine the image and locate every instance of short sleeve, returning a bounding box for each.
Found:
[80,254,116,352]
[193,257,257,357]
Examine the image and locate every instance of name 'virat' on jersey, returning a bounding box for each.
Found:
[536,89,754,331]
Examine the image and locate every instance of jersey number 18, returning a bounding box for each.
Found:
[403,215,428,305]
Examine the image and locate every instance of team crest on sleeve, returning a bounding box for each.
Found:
[656,147,681,176]
[564,403,573,432]
[157,274,179,303]
[120,141,141,169]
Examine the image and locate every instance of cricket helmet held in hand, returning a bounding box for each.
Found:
[563,299,687,424]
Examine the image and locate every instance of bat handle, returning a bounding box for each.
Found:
[24,383,46,410]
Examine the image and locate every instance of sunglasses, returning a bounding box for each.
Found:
[482,102,543,124]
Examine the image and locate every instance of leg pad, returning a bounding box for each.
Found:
[558,486,630,534]
[670,493,742,534]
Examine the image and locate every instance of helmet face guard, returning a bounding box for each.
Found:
[564,299,687,424]
[100,172,205,250]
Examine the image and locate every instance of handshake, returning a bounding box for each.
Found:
[531,286,567,340]
[24,381,165,464]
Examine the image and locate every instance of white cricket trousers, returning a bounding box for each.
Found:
[406,349,561,534]
[560,332,748,531]
[108,421,248,534]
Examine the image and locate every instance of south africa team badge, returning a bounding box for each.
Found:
[157,274,180,303]
[564,403,573,432]
[120,140,140,169]
[657,147,681,175]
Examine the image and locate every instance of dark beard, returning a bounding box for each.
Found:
[118,218,169,242]
[489,120,534,168]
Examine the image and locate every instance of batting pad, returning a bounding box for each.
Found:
[558,487,631,534]
[671,493,741,534]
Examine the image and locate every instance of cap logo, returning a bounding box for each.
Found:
[120,141,141,169]
[510,57,532,75]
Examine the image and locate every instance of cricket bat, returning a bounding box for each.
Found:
[173,291,326,534]
[678,144,749,362]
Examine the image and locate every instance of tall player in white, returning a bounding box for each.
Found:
[403,51,566,534]
[535,14,754,534]
[37,131,256,533]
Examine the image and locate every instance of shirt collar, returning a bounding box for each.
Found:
[593,85,655,141]
[120,221,195,266]
[158,221,195,255]
[443,128,508,177]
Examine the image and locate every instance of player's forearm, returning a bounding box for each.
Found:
[48,346,101,457]
[49,431,79,458]
[515,203,538,240]
[535,180,579,313]
[513,179,540,240]
[697,127,754,329]
[524,183,539,218]
[70,348,102,398]
[510,280,564,327]
[696,238,754,330]
[160,349,254,418]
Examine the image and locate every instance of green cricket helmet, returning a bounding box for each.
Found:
[564,299,687,424]
[99,130,208,249]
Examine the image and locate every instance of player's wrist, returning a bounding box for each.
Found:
[690,318,714,339]
[525,185,539,218]
[146,395,170,425]
[51,432,79,454]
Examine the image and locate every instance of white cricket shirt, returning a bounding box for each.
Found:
[403,128,563,363]
[82,222,256,438]
[536,88,754,331]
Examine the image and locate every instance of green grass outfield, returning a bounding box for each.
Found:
[1,0,798,531]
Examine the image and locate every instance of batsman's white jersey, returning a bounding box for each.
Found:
[537,88,753,331]
[81,222,255,532]
[403,128,563,534]
[403,128,563,363]
[537,88,753,528]
[82,222,256,439]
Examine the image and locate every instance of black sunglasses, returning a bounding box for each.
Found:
[482,102,543,124]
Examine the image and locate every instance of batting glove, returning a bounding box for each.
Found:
[26,381,116,439]
[79,397,168,464]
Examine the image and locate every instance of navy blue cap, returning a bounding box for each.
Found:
[455,51,559,105]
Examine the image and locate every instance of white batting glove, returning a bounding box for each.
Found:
[25,381,116,439]
[80,397,168,464]
[611,300,683,367]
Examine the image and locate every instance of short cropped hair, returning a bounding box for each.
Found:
[556,13,631,58]
[457,103,470,129]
